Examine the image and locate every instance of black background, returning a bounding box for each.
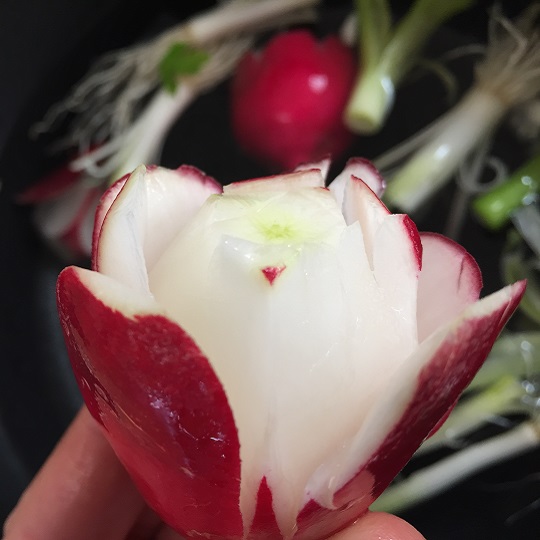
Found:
[0,1,538,538]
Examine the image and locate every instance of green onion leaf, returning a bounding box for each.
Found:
[159,42,209,93]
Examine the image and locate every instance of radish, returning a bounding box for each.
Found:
[17,153,104,260]
[57,159,524,539]
[231,30,356,170]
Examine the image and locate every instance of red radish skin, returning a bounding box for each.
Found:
[18,147,106,259]
[16,146,101,204]
[16,164,82,204]
[261,265,286,285]
[56,161,526,539]
[231,30,356,170]
[402,214,423,272]
[57,267,244,539]
[250,478,282,538]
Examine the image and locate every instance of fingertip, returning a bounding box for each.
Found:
[331,511,426,540]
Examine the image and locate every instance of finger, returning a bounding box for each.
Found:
[330,511,426,540]
[126,507,183,540]
[152,523,186,540]
[125,507,164,540]
[3,407,146,540]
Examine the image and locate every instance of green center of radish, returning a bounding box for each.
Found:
[256,220,296,242]
[208,190,346,251]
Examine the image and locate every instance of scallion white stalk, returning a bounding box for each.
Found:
[384,89,505,212]
[70,38,253,181]
[185,0,319,45]
[344,0,475,134]
[71,87,196,181]
[382,5,540,214]
[372,419,540,513]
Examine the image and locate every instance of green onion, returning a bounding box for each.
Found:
[502,234,540,325]
[33,0,321,181]
[372,419,540,513]
[344,0,476,134]
[467,332,540,392]
[381,6,540,214]
[512,202,540,258]
[415,376,528,456]
[472,154,540,230]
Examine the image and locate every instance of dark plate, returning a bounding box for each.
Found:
[0,1,538,537]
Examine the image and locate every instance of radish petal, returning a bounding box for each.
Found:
[293,156,332,180]
[57,266,243,538]
[417,232,483,342]
[329,158,386,209]
[224,168,325,195]
[96,165,221,293]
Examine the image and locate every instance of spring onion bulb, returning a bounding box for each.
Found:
[382,6,540,214]
[344,0,475,134]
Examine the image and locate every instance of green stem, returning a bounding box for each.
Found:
[416,376,528,455]
[354,0,392,71]
[345,0,476,134]
[383,87,506,213]
[372,420,540,513]
[380,0,475,86]
[472,154,540,230]
[467,332,540,392]
[502,248,540,326]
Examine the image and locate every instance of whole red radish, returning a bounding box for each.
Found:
[231,30,356,170]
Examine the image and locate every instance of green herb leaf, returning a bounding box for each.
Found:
[159,42,209,93]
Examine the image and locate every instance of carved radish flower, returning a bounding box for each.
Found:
[57,159,525,540]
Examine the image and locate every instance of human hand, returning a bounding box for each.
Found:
[3,407,425,540]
